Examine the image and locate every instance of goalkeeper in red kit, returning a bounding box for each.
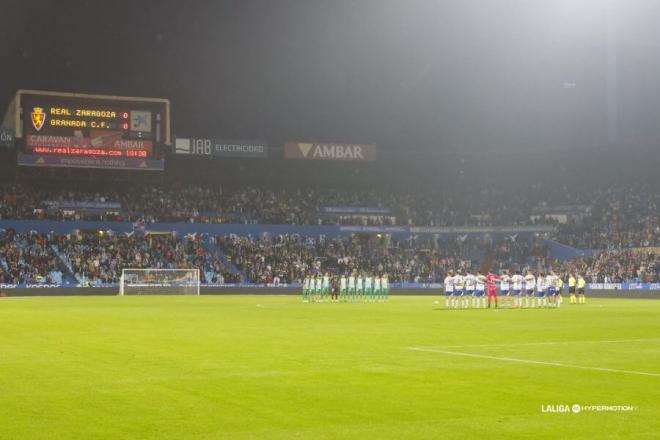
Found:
[487,272,501,308]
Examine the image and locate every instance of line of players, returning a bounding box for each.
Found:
[443,270,587,308]
[303,273,390,302]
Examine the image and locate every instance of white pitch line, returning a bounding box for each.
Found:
[421,338,660,350]
[407,347,660,378]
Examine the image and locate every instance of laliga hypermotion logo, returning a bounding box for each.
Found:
[31,107,46,131]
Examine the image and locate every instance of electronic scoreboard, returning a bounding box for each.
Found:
[9,90,170,160]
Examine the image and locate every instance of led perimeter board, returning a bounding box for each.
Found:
[8,90,170,159]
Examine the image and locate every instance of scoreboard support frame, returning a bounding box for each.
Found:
[7,89,171,145]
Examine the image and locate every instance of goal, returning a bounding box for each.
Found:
[119,268,200,296]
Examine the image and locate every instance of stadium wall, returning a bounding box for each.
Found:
[0,220,554,238]
[2,287,657,299]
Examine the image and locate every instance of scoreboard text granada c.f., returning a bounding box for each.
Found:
[15,90,170,158]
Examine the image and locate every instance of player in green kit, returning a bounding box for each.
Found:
[382,273,389,301]
[309,275,316,301]
[307,275,314,302]
[339,274,347,301]
[364,273,373,301]
[348,273,356,302]
[356,273,364,301]
[322,272,330,301]
[373,274,382,302]
[315,275,323,302]
[302,275,310,302]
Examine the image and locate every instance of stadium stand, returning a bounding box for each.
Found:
[0,161,657,287]
[0,229,65,285]
[4,224,654,286]
[1,182,657,236]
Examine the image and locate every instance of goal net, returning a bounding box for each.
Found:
[119,269,200,295]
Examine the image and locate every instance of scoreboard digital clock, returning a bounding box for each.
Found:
[8,90,170,159]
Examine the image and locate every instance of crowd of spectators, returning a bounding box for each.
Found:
[553,185,658,249]
[0,180,658,287]
[558,249,658,284]
[218,233,658,284]
[487,235,549,273]
[52,231,238,286]
[216,234,551,284]
[0,180,550,225]
[1,229,239,286]
[1,182,657,246]
[0,230,64,285]
[3,181,648,229]
[1,228,656,286]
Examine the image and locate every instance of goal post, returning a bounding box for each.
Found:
[119,268,200,296]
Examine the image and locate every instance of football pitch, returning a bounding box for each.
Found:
[1,296,658,439]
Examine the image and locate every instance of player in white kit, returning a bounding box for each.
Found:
[499,272,510,296]
[511,271,524,308]
[535,272,546,308]
[524,270,536,308]
[475,271,487,308]
[464,271,476,308]
[453,271,465,309]
[443,270,454,308]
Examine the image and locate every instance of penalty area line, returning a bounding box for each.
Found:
[407,347,660,378]
[421,338,660,350]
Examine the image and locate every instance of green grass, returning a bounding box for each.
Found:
[0,296,658,439]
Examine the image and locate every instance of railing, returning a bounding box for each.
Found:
[50,244,83,285]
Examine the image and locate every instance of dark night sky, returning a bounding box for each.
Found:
[1,0,659,152]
